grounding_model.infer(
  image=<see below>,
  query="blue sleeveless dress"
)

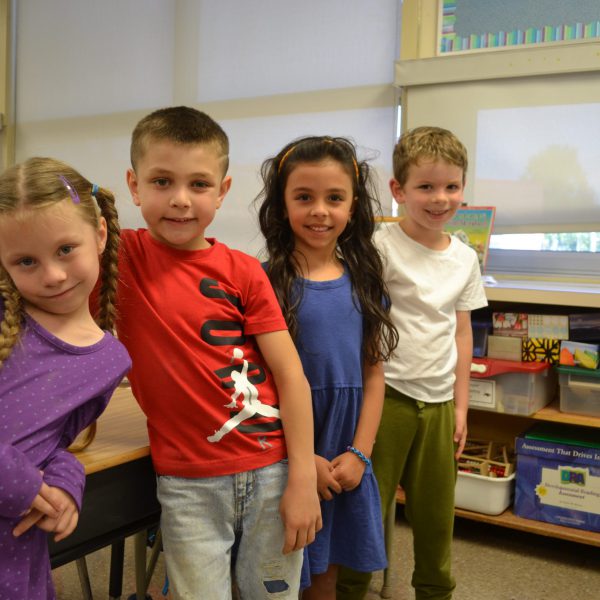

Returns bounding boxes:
[297,272,386,587]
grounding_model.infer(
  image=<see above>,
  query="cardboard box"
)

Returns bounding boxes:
[515,425,600,532]
[559,340,599,370]
[469,358,557,416]
[522,337,560,364]
[487,335,522,361]
[569,313,600,343]
[528,314,569,340]
[492,312,528,337]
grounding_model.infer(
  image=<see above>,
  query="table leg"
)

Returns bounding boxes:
[76,557,94,600]
[109,539,125,600]
[134,530,149,600]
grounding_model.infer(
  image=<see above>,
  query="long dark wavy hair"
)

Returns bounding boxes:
[255,135,398,364]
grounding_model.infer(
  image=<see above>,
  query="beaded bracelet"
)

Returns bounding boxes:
[346,445,371,467]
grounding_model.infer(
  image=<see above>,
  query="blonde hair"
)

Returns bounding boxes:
[392,126,468,186]
[0,157,121,368]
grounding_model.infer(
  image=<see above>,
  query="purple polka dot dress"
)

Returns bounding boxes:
[0,304,130,599]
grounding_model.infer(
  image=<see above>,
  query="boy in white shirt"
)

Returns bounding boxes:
[338,126,487,600]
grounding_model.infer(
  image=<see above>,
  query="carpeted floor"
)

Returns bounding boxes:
[51,509,600,599]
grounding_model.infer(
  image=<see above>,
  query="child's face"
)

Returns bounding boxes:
[0,200,107,320]
[390,158,464,241]
[283,159,354,259]
[127,140,231,251]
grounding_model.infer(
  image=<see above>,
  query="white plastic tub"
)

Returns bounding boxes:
[455,470,515,515]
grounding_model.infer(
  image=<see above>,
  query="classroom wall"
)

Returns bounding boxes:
[13,0,402,256]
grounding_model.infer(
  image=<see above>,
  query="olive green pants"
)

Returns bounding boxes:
[337,386,457,600]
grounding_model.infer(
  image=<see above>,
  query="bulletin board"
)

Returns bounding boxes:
[439,0,600,54]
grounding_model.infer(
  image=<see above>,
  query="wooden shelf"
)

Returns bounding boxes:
[484,281,600,308]
[532,400,600,428]
[395,489,600,547]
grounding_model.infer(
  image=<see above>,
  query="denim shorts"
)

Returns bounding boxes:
[157,460,302,599]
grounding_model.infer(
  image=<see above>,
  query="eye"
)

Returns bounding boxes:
[295,193,311,202]
[329,193,345,202]
[418,184,432,190]
[18,257,36,267]
[153,178,170,188]
[58,245,74,257]
[447,184,461,191]
[191,180,209,189]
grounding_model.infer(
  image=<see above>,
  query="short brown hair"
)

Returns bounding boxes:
[130,106,229,175]
[392,126,468,186]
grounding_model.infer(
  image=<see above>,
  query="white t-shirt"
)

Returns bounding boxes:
[376,222,488,403]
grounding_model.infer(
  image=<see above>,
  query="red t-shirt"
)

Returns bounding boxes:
[117,230,287,477]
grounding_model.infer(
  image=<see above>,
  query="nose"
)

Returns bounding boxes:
[169,187,191,209]
[310,199,328,216]
[41,262,67,287]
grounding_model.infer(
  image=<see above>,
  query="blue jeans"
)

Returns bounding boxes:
[157,461,302,600]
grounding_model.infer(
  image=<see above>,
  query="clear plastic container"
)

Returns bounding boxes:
[558,366,600,417]
[470,358,557,416]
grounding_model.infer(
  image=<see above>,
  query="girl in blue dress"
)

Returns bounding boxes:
[256,136,398,599]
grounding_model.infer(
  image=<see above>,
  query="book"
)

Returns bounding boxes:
[445,206,496,273]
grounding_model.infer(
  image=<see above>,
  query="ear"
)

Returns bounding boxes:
[126,169,141,207]
[389,178,405,204]
[96,217,108,254]
[216,175,232,209]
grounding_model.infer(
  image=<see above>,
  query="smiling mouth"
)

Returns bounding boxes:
[165,217,195,223]
[306,225,331,232]
[44,285,77,299]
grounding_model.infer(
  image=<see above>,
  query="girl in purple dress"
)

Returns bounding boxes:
[0,157,131,599]
[256,136,398,599]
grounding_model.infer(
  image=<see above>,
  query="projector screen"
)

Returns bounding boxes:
[403,70,600,233]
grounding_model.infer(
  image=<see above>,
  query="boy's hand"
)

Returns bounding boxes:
[331,451,365,492]
[454,410,468,459]
[279,478,322,554]
[314,454,342,501]
[14,486,79,542]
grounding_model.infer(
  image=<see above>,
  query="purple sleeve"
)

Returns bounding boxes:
[42,449,86,511]
[0,443,43,518]
[42,389,114,510]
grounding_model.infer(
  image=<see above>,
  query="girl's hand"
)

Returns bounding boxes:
[13,486,79,542]
[315,454,342,501]
[331,451,366,492]
[19,481,62,521]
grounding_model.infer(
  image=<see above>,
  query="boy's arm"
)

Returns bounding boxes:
[255,329,322,554]
[454,310,473,459]
[331,360,384,490]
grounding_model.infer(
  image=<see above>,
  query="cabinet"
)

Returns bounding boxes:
[466,283,600,546]
[398,281,600,547]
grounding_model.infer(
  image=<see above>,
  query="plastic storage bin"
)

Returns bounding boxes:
[558,366,600,417]
[455,471,515,515]
[470,358,557,416]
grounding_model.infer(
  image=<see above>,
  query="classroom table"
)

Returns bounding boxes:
[48,385,161,600]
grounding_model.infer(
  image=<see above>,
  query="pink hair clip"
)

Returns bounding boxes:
[59,175,80,204]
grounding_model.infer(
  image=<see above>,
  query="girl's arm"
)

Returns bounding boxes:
[331,360,385,491]
[15,390,117,539]
[454,310,473,459]
[0,443,47,519]
[255,329,322,554]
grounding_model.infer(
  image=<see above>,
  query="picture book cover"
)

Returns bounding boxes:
[446,206,496,273]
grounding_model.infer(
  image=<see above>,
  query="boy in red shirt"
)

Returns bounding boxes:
[117,106,321,599]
